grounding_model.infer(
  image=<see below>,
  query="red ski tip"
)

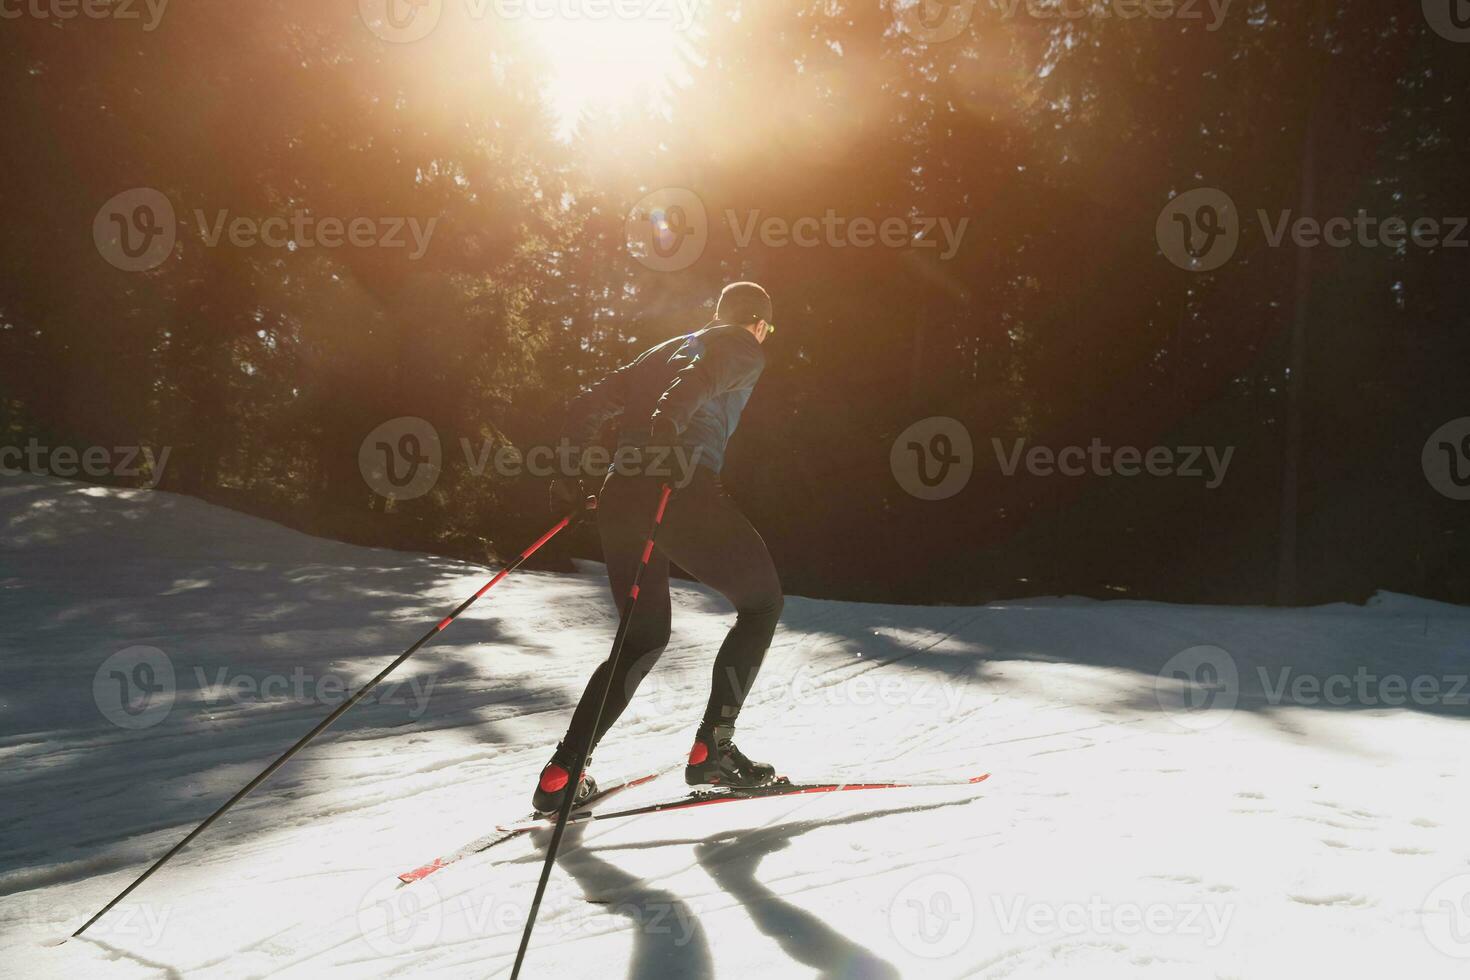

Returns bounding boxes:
[398,859,446,884]
[968,774,991,784]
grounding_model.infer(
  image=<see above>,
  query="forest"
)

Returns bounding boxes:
[2,0,1466,606]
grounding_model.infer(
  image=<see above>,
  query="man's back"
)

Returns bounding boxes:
[564,322,765,475]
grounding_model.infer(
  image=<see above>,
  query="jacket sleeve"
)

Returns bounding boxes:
[650,331,765,434]
[561,364,633,447]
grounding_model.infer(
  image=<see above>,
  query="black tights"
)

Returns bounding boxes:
[560,469,783,758]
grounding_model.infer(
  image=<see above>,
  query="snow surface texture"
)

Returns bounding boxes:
[2,473,1468,979]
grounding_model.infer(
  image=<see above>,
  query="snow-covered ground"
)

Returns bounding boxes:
[2,473,1468,979]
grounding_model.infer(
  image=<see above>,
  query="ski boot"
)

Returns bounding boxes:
[532,741,598,814]
[685,723,777,788]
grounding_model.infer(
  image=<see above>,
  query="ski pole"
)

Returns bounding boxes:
[68,497,596,942]
[511,482,673,980]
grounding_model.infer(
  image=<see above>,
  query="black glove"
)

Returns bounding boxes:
[549,476,591,515]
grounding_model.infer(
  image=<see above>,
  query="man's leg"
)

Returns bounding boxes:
[559,476,672,759]
[658,474,783,732]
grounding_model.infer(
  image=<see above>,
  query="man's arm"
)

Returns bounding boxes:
[561,364,633,448]
[650,330,765,434]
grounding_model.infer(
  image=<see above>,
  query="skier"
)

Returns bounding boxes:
[533,281,784,813]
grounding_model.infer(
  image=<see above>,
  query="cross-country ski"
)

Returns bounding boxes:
[398,764,679,884]
[497,773,992,834]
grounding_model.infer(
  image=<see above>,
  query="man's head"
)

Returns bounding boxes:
[715,281,774,343]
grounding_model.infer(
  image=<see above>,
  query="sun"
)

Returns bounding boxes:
[520,5,700,136]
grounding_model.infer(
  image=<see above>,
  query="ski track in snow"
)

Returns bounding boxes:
[2,473,1469,978]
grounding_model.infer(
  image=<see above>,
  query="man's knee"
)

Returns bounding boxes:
[624,621,672,664]
[738,590,783,625]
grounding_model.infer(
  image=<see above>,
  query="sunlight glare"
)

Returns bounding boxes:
[521,5,699,136]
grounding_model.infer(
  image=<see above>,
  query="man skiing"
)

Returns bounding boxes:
[533,281,784,813]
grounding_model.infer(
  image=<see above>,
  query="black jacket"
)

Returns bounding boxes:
[563,322,765,474]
